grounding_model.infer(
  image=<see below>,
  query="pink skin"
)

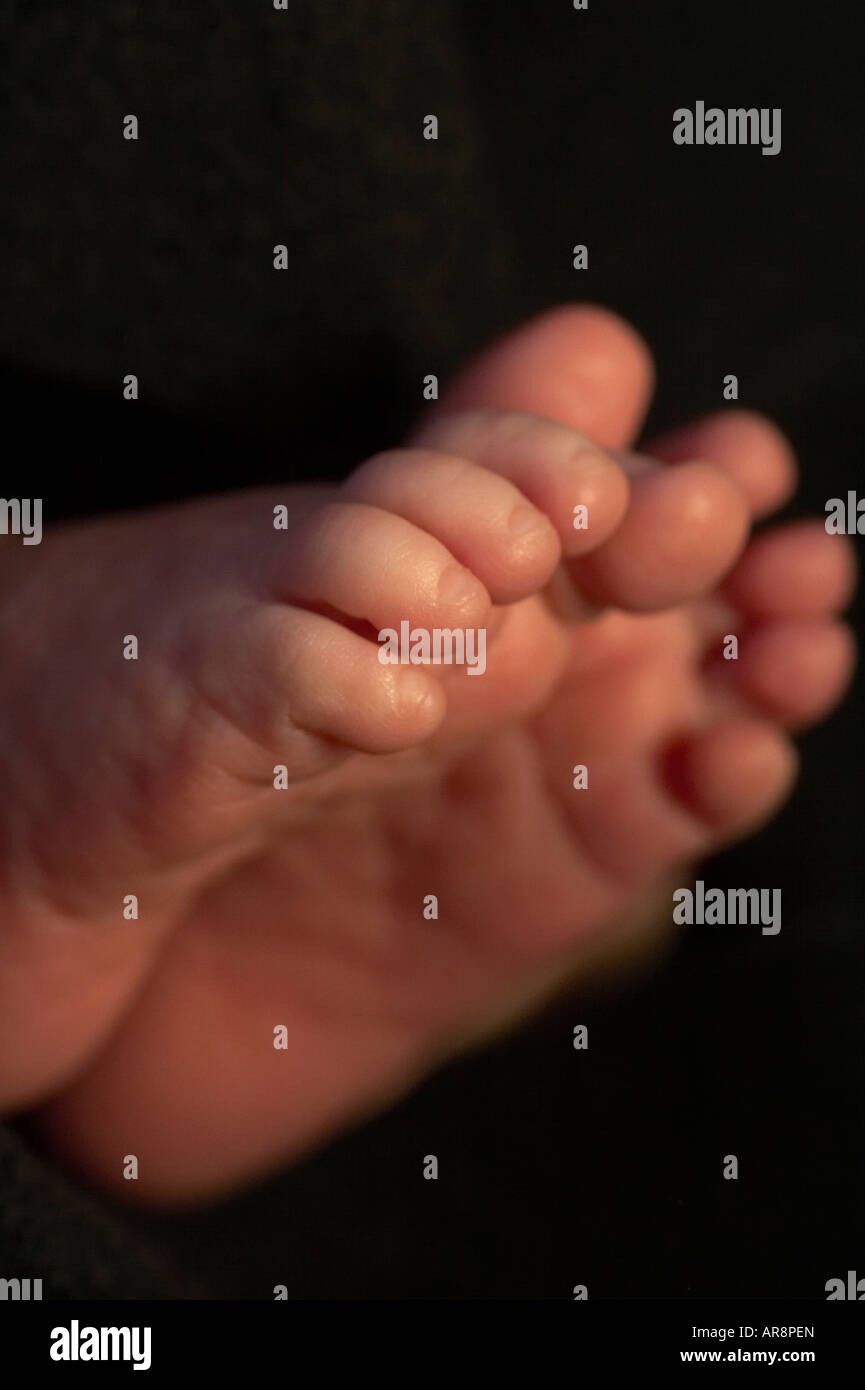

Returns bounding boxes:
[0,305,854,1205]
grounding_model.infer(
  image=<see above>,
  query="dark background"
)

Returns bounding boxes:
[1,0,862,1298]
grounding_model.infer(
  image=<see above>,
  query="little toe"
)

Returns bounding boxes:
[663,716,799,841]
[271,500,490,635]
[218,604,448,763]
[551,714,797,884]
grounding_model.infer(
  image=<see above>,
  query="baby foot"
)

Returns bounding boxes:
[0,313,852,1205]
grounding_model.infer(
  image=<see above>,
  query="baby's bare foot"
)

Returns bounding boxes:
[0,309,854,1204]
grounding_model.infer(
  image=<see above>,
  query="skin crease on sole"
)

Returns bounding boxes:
[0,304,854,1207]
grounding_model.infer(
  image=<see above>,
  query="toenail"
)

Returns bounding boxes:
[437,563,483,607]
[508,504,549,536]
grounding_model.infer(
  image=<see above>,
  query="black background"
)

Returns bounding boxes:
[1,0,863,1299]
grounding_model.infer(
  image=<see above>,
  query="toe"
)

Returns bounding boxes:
[569,461,750,612]
[721,520,857,618]
[206,604,448,765]
[546,711,798,884]
[432,303,655,449]
[662,717,799,838]
[271,500,491,634]
[708,617,856,729]
[646,409,797,518]
[341,446,561,604]
[410,408,630,558]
